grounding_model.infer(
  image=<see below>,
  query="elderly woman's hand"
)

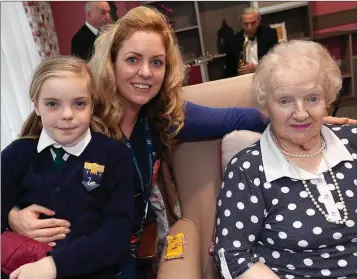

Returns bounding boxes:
[323,116,357,125]
[8,205,71,247]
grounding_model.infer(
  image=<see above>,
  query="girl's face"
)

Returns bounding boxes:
[35,73,92,146]
[115,29,166,110]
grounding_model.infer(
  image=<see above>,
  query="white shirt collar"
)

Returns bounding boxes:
[37,128,92,157]
[261,124,354,183]
[245,37,258,64]
[85,21,99,36]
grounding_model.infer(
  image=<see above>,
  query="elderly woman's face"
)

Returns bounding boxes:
[265,74,327,147]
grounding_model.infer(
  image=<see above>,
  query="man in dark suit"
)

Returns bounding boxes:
[71,2,111,61]
[224,7,278,78]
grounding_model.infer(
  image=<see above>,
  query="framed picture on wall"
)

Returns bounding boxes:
[270,22,287,42]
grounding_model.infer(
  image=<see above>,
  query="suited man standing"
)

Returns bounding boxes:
[71,2,111,60]
[224,7,278,78]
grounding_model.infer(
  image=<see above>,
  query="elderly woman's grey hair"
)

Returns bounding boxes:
[252,40,342,111]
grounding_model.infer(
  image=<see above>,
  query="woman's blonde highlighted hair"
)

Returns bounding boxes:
[20,56,108,139]
[89,6,186,148]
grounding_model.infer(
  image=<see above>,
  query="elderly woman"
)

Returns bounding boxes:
[214,40,357,279]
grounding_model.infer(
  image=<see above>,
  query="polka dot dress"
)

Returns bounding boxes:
[214,125,357,279]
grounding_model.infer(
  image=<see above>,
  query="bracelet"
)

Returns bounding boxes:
[180,218,200,236]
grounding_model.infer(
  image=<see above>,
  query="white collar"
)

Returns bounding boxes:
[85,21,99,36]
[37,128,92,157]
[261,124,354,183]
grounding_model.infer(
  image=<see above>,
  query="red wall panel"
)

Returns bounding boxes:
[311,1,357,16]
[50,1,86,55]
[51,1,139,55]
[311,1,357,60]
[114,1,139,18]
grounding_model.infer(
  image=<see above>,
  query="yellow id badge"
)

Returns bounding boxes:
[164,232,185,261]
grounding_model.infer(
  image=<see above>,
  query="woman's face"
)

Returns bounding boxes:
[115,29,166,108]
[265,71,327,148]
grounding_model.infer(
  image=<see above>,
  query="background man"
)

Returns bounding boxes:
[71,1,111,60]
[224,7,278,78]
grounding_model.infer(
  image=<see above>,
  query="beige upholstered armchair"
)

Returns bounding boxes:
[157,74,260,279]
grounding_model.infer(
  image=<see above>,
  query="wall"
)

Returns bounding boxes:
[310,1,357,60]
[310,1,357,16]
[50,1,139,55]
[50,1,357,56]
[310,2,357,117]
[50,1,86,55]
[258,1,288,8]
[311,1,357,35]
[114,1,139,18]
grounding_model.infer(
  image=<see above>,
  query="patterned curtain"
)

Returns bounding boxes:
[1,2,42,149]
[23,1,60,59]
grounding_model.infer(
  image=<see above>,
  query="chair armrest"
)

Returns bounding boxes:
[157,219,203,279]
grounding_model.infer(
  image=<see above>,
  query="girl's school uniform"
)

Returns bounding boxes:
[1,129,135,279]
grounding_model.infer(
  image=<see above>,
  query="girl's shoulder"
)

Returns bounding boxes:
[2,138,38,159]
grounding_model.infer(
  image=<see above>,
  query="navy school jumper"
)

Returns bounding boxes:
[1,131,135,279]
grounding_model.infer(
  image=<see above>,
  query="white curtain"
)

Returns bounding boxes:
[1,2,42,150]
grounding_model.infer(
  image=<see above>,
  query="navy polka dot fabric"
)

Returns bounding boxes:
[214,124,357,279]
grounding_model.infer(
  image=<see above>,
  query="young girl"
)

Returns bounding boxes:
[1,56,134,279]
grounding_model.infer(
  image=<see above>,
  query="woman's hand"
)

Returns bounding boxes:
[8,205,71,247]
[10,256,56,279]
[324,116,357,125]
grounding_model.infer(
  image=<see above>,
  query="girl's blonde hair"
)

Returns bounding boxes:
[89,6,186,148]
[20,56,108,139]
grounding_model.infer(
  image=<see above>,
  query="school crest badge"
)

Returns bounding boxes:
[82,162,105,191]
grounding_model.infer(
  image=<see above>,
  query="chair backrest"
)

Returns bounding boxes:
[173,74,255,278]
[181,74,255,108]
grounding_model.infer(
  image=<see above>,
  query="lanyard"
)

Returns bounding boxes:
[121,116,153,204]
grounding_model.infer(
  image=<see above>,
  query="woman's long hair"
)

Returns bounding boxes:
[89,6,186,149]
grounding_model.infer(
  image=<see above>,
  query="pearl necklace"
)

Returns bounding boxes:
[271,132,326,158]
[271,132,349,225]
